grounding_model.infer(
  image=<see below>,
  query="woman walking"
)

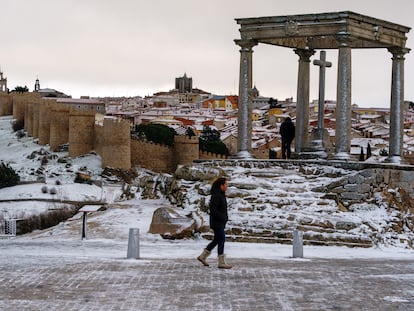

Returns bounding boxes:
[197,177,232,269]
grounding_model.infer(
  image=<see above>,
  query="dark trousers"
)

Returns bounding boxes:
[206,227,225,255]
[281,139,292,159]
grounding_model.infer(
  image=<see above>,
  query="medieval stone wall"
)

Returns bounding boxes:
[25,103,34,135]
[93,122,105,157]
[174,135,199,166]
[102,118,131,169]
[199,151,228,160]
[0,94,12,116]
[32,103,40,138]
[38,100,52,145]
[69,108,96,157]
[49,103,69,151]
[131,139,175,173]
[13,93,41,125]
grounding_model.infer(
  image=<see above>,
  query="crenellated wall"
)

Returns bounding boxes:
[131,139,175,173]
[199,151,228,160]
[174,135,199,166]
[102,118,131,169]
[5,95,227,172]
[69,108,96,157]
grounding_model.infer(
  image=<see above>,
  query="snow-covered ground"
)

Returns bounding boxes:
[1,114,414,260]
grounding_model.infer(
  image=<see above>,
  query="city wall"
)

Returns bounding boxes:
[50,103,70,151]
[69,108,96,157]
[131,139,175,173]
[102,118,131,169]
[38,100,52,145]
[0,94,12,116]
[3,93,234,173]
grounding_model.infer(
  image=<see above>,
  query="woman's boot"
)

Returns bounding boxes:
[218,254,232,269]
[197,249,211,266]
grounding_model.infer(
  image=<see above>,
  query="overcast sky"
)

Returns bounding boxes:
[2,0,413,107]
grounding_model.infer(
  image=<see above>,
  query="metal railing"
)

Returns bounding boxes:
[0,219,17,238]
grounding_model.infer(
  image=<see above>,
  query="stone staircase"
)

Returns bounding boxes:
[140,160,413,248]
[192,161,375,248]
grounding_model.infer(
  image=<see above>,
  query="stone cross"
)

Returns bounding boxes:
[313,51,332,130]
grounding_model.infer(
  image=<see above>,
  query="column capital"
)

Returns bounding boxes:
[335,33,352,47]
[294,48,315,61]
[234,39,257,51]
[388,47,410,59]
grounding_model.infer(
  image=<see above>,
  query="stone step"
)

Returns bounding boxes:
[202,229,373,248]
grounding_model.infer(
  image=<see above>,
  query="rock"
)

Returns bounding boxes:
[174,165,224,181]
[149,207,196,239]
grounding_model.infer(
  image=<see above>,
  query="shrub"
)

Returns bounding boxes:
[0,162,20,189]
[134,123,176,146]
[49,187,57,195]
[41,186,48,193]
[199,125,228,155]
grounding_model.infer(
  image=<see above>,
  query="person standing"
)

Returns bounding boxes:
[197,177,232,269]
[280,117,295,159]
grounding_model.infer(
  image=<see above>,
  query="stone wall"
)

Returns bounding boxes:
[131,139,175,173]
[93,122,105,157]
[25,103,34,135]
[102,118,131,169]
[314,166,414,206]
[49,103,69,151]
[13,93,41,125]
[0,94,12,116]
[199,151,227,160]
[38,100,52,145]
[69,108,96,157]
[174,135,199,165]
[32,103,40,138]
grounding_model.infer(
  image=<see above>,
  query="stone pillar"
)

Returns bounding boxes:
[334,37,352,160]
[294,48,315,154]
[386,47,410,163]
[235,39,257,158]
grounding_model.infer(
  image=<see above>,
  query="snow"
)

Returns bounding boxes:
[1,114,414,261]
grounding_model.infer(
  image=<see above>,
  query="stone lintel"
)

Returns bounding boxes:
[236,11,410,50]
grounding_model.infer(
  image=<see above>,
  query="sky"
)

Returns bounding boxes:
[2,0,413,107]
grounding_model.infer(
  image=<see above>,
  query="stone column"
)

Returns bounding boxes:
[235,39,257,158]
[386,47,410,163]
[294,48,315,154]
[334,36,352,160]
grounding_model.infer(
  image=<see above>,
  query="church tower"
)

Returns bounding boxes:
[0,69,7,93]
[34,76,40,92]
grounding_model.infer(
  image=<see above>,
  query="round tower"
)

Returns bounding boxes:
[49,102,70,151]
[102,117,131,169]
[69,108,96,157]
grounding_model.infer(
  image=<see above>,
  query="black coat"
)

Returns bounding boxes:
[209,186,228,229]
[280,119,295,142]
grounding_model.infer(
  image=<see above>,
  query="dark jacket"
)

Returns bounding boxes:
[280,117,295,142]
[209,186,228,229]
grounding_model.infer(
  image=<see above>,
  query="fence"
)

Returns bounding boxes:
[0,219,17,238]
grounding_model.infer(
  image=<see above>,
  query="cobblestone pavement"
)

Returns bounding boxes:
[1,250,414,311]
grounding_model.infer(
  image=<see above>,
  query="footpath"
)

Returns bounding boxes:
[1,238,414,311]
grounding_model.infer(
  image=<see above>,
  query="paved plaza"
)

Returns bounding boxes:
[1,239,414,311]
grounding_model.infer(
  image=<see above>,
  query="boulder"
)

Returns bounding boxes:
[149,207,196,239]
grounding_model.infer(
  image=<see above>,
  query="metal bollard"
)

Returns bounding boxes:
[292,229,303,258]
[127,228,140,259]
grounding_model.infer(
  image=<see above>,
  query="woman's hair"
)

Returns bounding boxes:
[211,177,227,190]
